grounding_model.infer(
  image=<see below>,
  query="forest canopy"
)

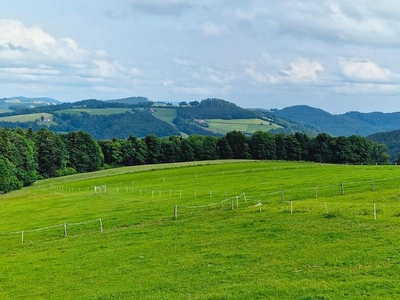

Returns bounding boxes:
[0,127,390,194]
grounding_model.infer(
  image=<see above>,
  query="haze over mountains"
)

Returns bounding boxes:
[273,105,400,137]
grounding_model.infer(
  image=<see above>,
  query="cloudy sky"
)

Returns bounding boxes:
[2,0,400,113]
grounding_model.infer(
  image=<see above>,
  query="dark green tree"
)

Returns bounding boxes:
[35,128,67,178]
[0,155,22,193]
[249,131,276,160]
[62,131,104,172]
[127,135,147,165]
[161,137,182,163]
[217,137,233,159]
[0,128,38,186]
[225,131,251,159]
[144,135,162,164]
[310,133,334,163]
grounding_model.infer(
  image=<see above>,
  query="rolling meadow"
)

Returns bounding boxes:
[1,160,400,299]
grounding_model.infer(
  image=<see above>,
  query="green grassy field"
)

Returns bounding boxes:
[152,107,177,125]
[1,160,400,299]
[206,119,281,134]
[0,112,53,122]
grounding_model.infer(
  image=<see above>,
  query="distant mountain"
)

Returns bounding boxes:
[5,96,400,140]
[0,96,61,110]
[105,96,149,105]
[178,98,257,119]
[273,105,385,136]
[343,111,400,132]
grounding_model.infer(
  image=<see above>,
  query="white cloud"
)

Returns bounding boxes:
[280,58,324,83]
[201,22,227,36]
[246,58,324,85]
[245,67,271,84]
[0,19,56,54]
[0,19,142,91]
[127,0,191,16]
[173,86,211,95]
[232,1,400,46]
[262,53,283,67]
[339,58,394,82]
[95,50,108,58]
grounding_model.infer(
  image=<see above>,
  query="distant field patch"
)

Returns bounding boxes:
[58,108,132,115]
[206,118,281,134]
[0,113,54,123]
[153,107,177,124]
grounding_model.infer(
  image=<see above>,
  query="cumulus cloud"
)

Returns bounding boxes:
[246,58,324,85]
[0,19,142,90]
[280,59,324,82]
[232,1,400,46]
[127,0,191,16]
[339,58,394,82]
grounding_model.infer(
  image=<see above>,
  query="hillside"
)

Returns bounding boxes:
[368,130,400,163]
[0,98,288,138]
[0,96,61,110]
[105,96,149,105]
[177,98,257,119]
[273,105,382,136]
[2,161,400,298]
[5,96,400,139]
[344,111,400,132]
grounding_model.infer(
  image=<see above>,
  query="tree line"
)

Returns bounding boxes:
[0,128,390,194]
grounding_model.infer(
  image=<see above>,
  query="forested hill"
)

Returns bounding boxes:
[368,130,400,163]
[178,98,257,119]
[52,112,180,139]
[273,105,385,136]
[343,111,400,132]
[105,96,149,105]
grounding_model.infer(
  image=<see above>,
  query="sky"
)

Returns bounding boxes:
[2,0,400,114]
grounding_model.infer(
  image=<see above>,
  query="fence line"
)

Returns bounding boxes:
[0,218,103,243]
[48,174,400,200]
[180,193,246,209]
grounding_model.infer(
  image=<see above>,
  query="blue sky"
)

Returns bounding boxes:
[1,0,400,113]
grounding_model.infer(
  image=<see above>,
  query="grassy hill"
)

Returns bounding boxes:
[0,99,285,138]
[2,161,400,299]
[0,112,54,123]
[206,118,280,134]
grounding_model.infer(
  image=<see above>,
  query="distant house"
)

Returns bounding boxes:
[193,119,205,124]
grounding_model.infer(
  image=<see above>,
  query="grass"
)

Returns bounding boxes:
[0,113,53,122]
[206,119,281,134]
[1,161,400,299]
[152,107,177,125]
